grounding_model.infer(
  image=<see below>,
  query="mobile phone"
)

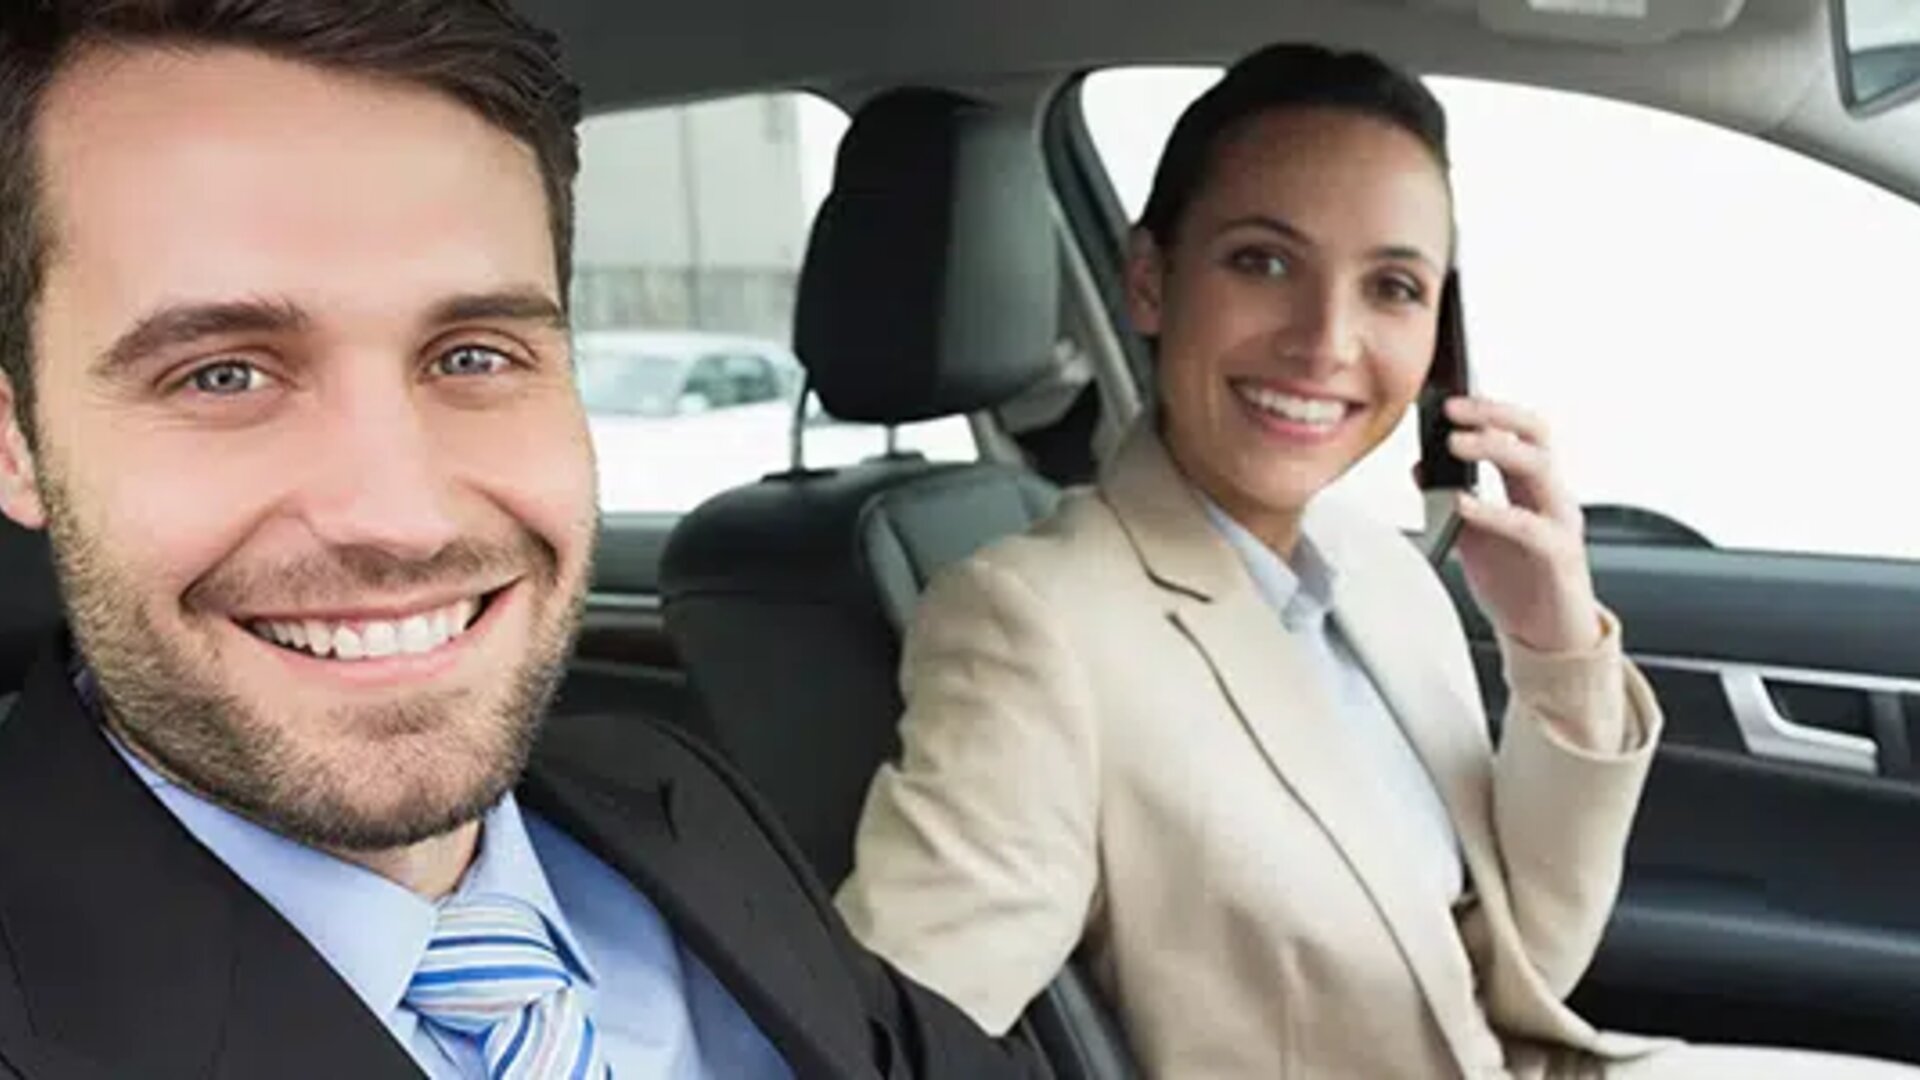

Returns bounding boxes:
[1417,270,1476,566]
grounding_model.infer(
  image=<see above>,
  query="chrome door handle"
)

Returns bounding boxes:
[1632,654,1899,775]
[1718,669,1878,774]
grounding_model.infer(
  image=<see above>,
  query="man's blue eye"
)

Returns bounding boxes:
[189,361,265,396]
[437,346,511,377]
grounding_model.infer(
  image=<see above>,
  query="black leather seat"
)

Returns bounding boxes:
[661,88,1139,1079]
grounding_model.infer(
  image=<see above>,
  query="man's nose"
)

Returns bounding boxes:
[297,377,464,562]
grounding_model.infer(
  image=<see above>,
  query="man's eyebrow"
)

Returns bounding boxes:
[427,290,568,331]
[93,290,568,377]
[95,298,309,376]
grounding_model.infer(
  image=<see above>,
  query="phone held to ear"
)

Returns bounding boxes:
[1418,269,1476,567]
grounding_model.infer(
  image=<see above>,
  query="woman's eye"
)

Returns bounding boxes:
[186,361,270,396]
[1227,248,1290,279]
[1373,275,1427,305]
[435,345,512,378]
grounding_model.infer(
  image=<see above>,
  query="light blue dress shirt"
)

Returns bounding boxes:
[1201,500,1466,905]
[109,738,793,1080]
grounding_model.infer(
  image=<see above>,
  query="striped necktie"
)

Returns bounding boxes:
[405,893,611,1080]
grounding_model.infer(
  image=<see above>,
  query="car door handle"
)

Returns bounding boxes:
[1632,654,1901,775]
[1720,668,1879,775]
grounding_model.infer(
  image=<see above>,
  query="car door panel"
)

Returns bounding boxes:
[577,515,680,669]
[1446,545,1920,1061]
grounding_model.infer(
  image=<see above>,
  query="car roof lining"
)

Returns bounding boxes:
[523,0,1920,201]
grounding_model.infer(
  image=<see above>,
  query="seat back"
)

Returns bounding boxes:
[666,457,1060,882]
[662,88,1137,1078]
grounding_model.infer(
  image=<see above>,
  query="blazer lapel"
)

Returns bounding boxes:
[1100,426,1495,1071]
[519,721,873,1080]
[0,640,420,1080]
[1320,526,1500,873]
[1318,516,1528,1050]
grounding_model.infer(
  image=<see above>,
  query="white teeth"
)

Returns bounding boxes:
[362,621,399,659]
[1239,384,1346,427]
[399,616,436,656]
[332,626,366,661]
[304,620,334,658]
[248,596,484,662]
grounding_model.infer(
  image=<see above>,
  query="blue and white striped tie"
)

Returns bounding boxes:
[406,893,611,1080]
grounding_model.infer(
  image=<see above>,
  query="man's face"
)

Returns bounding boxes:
[0,46,597,850]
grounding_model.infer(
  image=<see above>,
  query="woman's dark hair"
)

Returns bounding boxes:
[0,0,581,447]
[1137,42,1450,249]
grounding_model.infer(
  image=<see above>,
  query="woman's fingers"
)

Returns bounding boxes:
[1446,428,1579,526]
[1455,491,1571,557]
[1445,395,1552,449]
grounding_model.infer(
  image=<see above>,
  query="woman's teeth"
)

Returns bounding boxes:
[247,597,481,660]
[1236,383,1348,427]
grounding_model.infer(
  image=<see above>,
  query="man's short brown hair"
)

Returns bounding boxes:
[0,0,583,445]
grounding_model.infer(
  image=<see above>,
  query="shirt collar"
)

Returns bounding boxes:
[1200,496,1340,631]
[92,691,598,1024]
[455,791,600,988]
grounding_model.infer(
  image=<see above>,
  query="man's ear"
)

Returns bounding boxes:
[1124,228,1167,339]
[0,375,47,530]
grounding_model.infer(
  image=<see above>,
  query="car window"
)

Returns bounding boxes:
[681,356,735,408]
[711,353,784,406]
[1077,69,1920,561]
[573,92,976,515]
[676,353,781,410]
[574,350,684,417]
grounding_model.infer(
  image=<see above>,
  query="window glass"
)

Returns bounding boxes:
[1079,68,1920,560]
[573,93,976,514]
[574,349,682,418]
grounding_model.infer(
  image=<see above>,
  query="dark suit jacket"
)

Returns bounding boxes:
[0,638,1042,1080]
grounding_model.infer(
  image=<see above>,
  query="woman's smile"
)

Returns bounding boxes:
[1228,377,1363,445]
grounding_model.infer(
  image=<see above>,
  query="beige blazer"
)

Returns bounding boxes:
[837,424,1667,1079]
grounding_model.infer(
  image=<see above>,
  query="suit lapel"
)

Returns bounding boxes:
[0,641,874,1080]
[1324,532,1500,878]
[1101,426,1493,1072]
[519,722,872,1080]
[1318,520,1527,1060]
[0,641,419,1080]
[1170,594,1495,1066]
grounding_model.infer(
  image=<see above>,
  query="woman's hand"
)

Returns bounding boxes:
[1442,396,1603,654]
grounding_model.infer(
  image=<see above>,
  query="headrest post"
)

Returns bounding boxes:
[789,375,813,472]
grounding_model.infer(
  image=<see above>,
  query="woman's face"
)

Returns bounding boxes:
[1130,106,1453,545]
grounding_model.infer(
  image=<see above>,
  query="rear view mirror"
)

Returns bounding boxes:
[1835,0,1920,117]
